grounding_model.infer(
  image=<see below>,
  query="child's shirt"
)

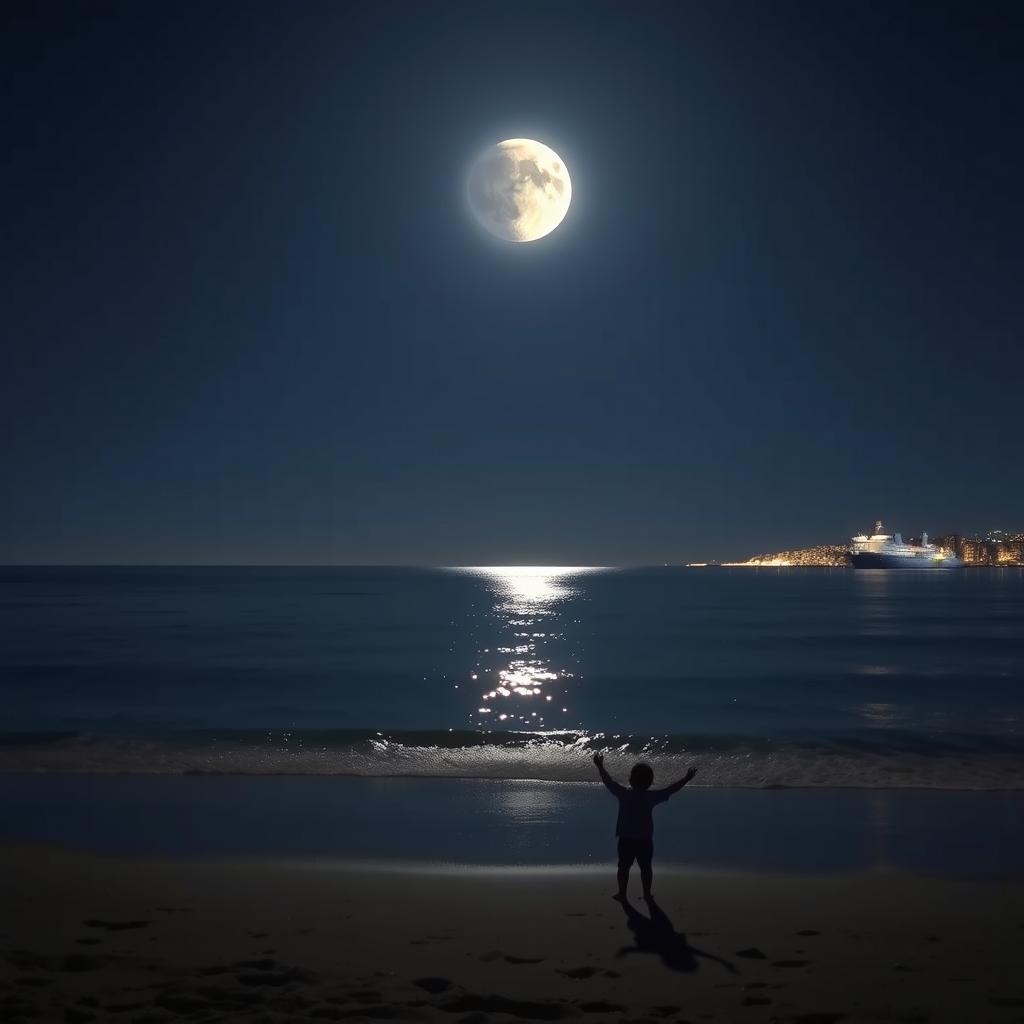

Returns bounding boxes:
[598,766,684,839]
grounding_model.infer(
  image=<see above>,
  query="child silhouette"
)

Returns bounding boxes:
[593,753,698,901]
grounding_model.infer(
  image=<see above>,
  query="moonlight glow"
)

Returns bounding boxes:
[467,139,571,243]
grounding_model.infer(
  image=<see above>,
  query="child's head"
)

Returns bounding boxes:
[629,762,654,790]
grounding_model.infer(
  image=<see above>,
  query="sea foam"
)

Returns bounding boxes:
[2,728,1023,790]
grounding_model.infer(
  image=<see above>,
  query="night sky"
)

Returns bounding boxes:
[4,1,1022,565]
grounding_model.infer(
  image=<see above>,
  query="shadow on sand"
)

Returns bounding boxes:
[616,896,736,974]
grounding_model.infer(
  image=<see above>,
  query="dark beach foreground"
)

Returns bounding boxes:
[4,777,1024,1022]
[2,844,1024,1024]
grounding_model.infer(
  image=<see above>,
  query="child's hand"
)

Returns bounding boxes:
[685,765,698,781]
[593,752,604,766]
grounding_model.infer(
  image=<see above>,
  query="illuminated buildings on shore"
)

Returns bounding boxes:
[721,530,1024,568]
[725,544,850,567]
[932,532,1024,566]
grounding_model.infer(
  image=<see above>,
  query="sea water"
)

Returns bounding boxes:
[2,565,1024,789]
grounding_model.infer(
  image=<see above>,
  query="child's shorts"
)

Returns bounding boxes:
[617,837,654,870]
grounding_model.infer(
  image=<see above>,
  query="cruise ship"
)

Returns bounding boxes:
[849,521,962,569]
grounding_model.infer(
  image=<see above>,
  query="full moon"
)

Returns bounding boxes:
[467,139,571,243]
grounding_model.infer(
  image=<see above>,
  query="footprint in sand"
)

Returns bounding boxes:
[340,989,383,1004]
[64,1010,96,1024]
[82,919,150,931]
[236,968,315,987]
[786,1015,847,1024]
[234,958,278,970]
[62,954,113,971]
[557,966,601,979]
[477,949,544,964]
[101,1000,148,1013]
[155,994,210,1014]
[575,1000,626,1013]
[439,993,578,1019]
[414,977,453,994]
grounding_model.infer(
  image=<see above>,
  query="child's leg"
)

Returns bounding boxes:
[616,840,634,898]
[616,863,630,897]
[637,842,654,899]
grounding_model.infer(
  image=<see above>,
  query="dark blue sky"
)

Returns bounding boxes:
[3,1,1022,564]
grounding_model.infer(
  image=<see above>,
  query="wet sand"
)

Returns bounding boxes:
[2,844,1024,1023]
[4,775,1024,878]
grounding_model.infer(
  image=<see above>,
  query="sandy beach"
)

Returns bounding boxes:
[3,844,1023,1024]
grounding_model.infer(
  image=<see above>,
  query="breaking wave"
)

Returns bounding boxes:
[2,728,1024,790]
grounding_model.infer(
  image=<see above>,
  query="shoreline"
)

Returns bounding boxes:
[3,775,1023,879]
[2,845,1023,1024]
[5,738,1024,790]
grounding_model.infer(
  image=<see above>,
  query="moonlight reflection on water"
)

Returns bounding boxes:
[451,567,609,729]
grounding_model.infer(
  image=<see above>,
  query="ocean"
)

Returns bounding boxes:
[3,565,1024,790]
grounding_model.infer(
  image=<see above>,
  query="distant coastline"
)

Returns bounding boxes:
[693,530,1024,568]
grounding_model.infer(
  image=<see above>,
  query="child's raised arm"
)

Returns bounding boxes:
[593,753,626,796]
[654,765,698,799]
